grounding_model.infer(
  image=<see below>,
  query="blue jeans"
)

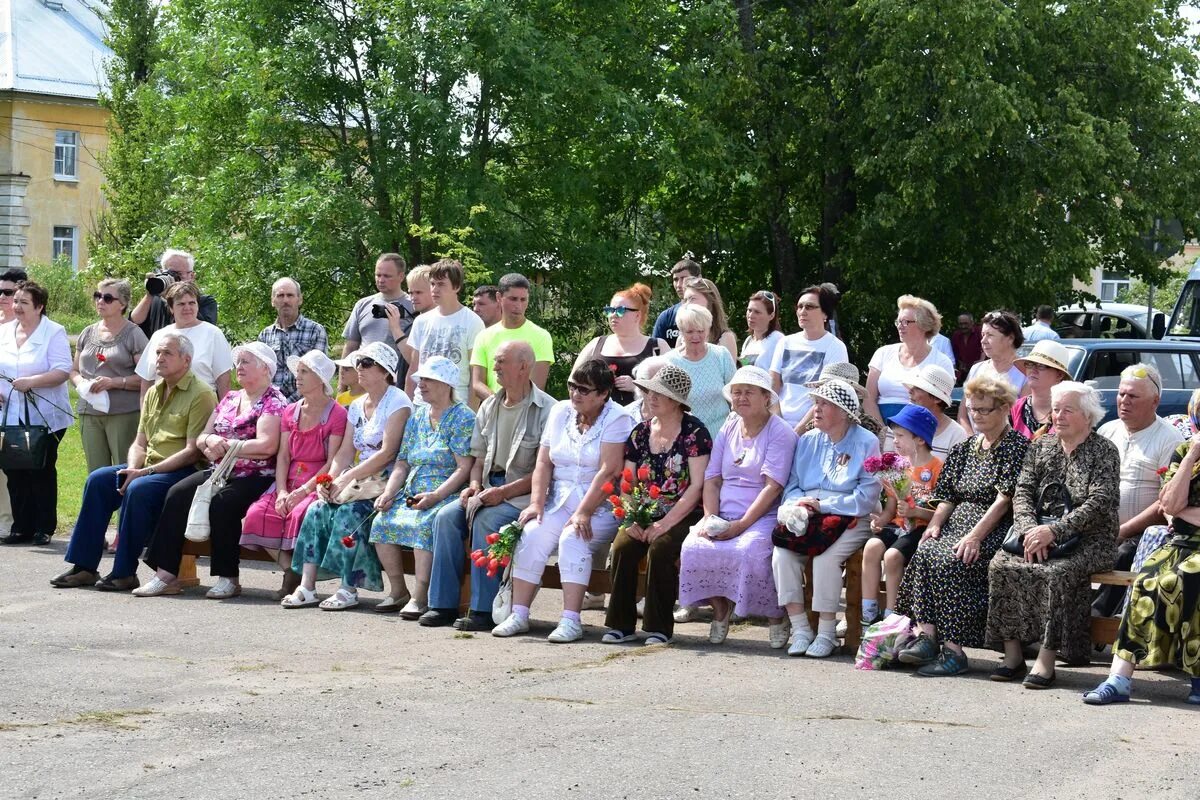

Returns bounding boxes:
[428,476,521,612]
[64,464,194,578]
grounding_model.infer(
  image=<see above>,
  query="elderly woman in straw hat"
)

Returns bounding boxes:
[801,361,885,443]
[677,366,798,648]
[772,379,882,658]
[136,341,287,599]
[239,350,348,599]
[1009,339,1072,440]
[603,363,712,646]
[899,363,967,458]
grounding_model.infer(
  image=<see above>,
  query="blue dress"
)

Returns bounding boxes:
[369,403,475,550]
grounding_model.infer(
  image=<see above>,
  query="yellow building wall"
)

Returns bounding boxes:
[4,95,109,269]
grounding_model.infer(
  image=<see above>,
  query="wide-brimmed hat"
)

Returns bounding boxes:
[1015,340,1071,378]
[286,350,337,394]
[723,365,779,405]
[634,363,692,410]
[231,341,278,375]
[347,341,400,379]
[902,364,954,406]
[810,378,860,423]
[805,361,867,400]
[413,354,459,388]
[886,404,937,447]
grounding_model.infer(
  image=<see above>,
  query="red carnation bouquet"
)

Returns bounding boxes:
[471,521,522,579]
[606,464,663,533]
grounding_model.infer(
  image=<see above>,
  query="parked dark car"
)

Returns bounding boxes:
[951,339,1200,425]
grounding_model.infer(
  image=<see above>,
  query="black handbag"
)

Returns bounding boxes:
[0,390,52,470]
[1001,481,1080,558]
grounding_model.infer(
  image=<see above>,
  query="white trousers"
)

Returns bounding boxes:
[512,503,617,586]
[772,518,872,613]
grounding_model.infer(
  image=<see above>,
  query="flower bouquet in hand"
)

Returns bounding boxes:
[471,521,522,579]
[605,465,663,533]
[864,452,911,502]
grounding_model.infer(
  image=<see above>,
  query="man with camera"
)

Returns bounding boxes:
[341,252,416,379]
[130,249,217,337]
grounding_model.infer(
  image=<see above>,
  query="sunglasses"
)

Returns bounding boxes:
[603,305,636,318]
[567,381,597,396]
[93,292,120,303]
[356,357,378,370]
[753,291,777,313]
[0,288,14,297]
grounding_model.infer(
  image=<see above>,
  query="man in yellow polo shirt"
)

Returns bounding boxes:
[52,333,216,592]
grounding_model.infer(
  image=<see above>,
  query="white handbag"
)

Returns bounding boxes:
[184,440,246,543]
[492,562,514,624]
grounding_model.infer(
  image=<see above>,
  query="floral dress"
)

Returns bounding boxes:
[896,429,1028,647]
[624,413,713,517]
[292,386,412,591]
[211,386,288,477]
[1115,442,1200,676]
[985,433,1119,663]
[369,402,475,550]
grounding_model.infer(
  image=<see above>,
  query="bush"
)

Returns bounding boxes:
[26,258,97,334]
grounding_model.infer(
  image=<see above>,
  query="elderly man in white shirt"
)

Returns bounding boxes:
[1092,362,1184,617]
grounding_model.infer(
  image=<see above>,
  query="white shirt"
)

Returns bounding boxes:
[966,359,1027,395]
[1098,416,1184,525]
[768,331,849,426]
[541,399,634,513]
[868,343,955,406]
[406,305,485,404]
[136,322,234,390]
[740,330,785,370]
[0,317,73,431]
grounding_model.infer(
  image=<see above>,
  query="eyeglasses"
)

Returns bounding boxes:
[602,305,636,318]
[797,302,821,311]
[0,288,14,297]
[93,292,120,303]
[965,404,999,416]
[356,357,378,370]
[567,381,597,396]
[895,319,918,329]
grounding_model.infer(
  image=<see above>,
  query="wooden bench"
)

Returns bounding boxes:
[178,540,614,607]
[1090,570,1135,646]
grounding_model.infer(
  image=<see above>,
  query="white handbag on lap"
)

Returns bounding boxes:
[184,440,246,543]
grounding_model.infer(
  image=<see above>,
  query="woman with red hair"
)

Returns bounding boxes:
[573,283,669,406]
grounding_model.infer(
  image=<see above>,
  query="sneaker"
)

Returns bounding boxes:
[492,613,530,638]
[674,604,702,624]
[917,647,969,676]
[581,593,606,611]
[897,633,939,666]
[768,622,790,650]
[1083,681,1131,706]
[804,635,838,658]
[787,629,815,657]
[547,617,583,643]
[205,578,241,600]
[133,576,182,597]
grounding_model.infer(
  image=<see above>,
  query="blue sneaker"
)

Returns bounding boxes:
[897,633,939,666]
[917,647,969,676]
[1082,681,1130,706]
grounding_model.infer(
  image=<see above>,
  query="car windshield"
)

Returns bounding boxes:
[1169,281,1200,337]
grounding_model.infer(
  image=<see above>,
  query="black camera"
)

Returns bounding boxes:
[371,301,413,320]
[145,269,183,296]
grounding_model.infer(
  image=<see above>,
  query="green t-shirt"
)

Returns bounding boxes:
[469,320,554,392]
[138,370,217,466]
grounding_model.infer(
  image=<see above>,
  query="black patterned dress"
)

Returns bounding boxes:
[1113,442,1200,676]
[985,433,1119,663]
[897,428,1028,647]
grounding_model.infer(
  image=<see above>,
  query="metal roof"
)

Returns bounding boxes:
[0,0,111,100]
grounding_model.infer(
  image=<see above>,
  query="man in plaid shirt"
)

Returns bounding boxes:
[257,277,328,401]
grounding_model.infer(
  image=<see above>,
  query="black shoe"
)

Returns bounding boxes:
[453,611,495,632]
[989,662,1028,682]
[95,574,140,592]
[1,531,33,545]
[31,532,53,546]
[1023,671,1056,690]
[418,608,458,627]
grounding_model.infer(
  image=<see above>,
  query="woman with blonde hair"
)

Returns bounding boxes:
[574,283,668,406]
[865,295,954,425]
[665,304,736,437]
[682,277,738,361]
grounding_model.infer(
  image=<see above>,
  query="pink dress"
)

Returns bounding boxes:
[240,399,348,551]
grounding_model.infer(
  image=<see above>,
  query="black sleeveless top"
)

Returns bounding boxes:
[593,336,662,406]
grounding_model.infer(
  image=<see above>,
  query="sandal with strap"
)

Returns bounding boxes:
[601,629,638,644]
[281,586,320,609]
[1083,681,1130,706]
[319,588,359,611]
[642,632,672,646]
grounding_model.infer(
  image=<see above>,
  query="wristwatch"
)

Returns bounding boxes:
[145,466,157,475]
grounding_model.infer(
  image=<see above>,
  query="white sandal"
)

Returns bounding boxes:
[281,586,320,609]
[319,588,359,611]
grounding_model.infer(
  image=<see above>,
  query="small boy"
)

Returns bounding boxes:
[336,363,365,408]
[860,404,942,624]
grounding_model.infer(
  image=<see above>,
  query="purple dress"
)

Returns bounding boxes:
[678,414,799,617]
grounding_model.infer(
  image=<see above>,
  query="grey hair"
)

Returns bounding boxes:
[157,332,194,359]
[160,248,195,270]
[1120,362,1162,398]
[1050,380,1105,428]
[495,338,535,365]
[271,276,301,295]
[675,303,713,334]
[632,355,669,381]
[97,278,132,310]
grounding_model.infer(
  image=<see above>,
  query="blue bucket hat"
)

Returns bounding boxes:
[886,404,937,448]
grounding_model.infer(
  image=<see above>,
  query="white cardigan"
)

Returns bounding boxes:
[0,317,74,431]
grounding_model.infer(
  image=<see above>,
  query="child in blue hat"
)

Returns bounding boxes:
[860,404,941,623]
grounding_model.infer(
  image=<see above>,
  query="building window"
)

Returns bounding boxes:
[54,131,78,179]
[1100,269,1131,303]
[52,226,77,268]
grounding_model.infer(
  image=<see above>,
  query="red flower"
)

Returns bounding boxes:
[470,549,484,560]
[486,532,500,544]
[315,473,334,486]
[1157,466,1170,476]
[637,465,651,481]
[95,353,107,363]
[500,555,511,567]
[622,467,634,482]
[602,481,615,495]
[608,494,622,507]
[340,535,355,548]
[648,484,661,500]
[620,480,633,495]
[474,556,489,568]
[613,507,626,519]
[608,364,618,372]
[488,558,500,571]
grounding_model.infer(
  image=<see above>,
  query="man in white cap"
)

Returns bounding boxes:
[1092,362,1184,617]
[258,277,328,402]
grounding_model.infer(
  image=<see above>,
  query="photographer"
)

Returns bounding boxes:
[130,249,217,337]
[341,253,416,383]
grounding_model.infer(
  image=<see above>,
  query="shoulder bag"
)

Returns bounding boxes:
[1001,481,1079,558]
[0,390,52,471]
[184,440,246,542]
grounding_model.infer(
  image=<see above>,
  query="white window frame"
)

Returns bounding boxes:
[52,225,77,269]
[53,130,78,180]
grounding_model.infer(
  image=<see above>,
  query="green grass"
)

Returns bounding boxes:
[54,386,87,533]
